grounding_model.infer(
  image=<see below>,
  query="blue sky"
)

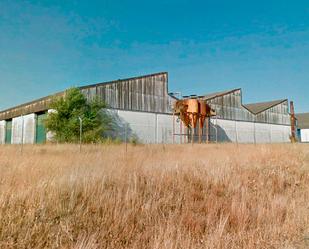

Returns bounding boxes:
[0,0,309,112]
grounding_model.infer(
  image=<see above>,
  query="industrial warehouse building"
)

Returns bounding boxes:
[0,72,292,144]
[296,113,309,142]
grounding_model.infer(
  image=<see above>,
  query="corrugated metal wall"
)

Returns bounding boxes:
[206,90,290,125]
[81,72,173,113]
[206,90,255,121]
[0,73,173,121]
[255,101,290,124]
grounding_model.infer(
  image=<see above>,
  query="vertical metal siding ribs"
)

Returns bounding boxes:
[81,73,171,113]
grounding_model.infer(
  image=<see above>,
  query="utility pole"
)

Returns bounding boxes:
[290,101,297,143]
[78,117,83,152]
[215,115,218,143]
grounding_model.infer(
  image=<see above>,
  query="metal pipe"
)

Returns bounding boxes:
[206,117,209,143]
[170,92,182,99]
[180,120,182,144]
[172,133,209,137]
[215,116,218,143]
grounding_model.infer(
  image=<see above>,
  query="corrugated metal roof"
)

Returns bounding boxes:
[201,88,241,100]
[243,99,287,114]
[295,113,309,129]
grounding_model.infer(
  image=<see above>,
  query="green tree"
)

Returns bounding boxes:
[45,87,111,143]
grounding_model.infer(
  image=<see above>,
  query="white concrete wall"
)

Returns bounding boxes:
[157,114,181,143]
[117,110,156,143]
[0,121,5,144]
[12,116,23,144]
[300,129,309,142]
[111,110,290,144]
[11,114,36,144]
[212,119,237,142]
[210,118,290,143]
[271,124,291,143]
[114,110,180,143]
[235,121,255,143]
[108,109,181,144]
[3,109,291,144]
[23,114,36,144]
[255,122,271,143]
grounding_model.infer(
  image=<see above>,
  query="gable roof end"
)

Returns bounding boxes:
[295,113,309,129]
[201,88,241,100]
[243,99,287,114]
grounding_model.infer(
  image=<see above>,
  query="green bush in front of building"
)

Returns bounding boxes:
[45,87,112,143]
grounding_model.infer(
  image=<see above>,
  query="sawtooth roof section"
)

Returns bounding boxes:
[295,113,309,129]
[243,99,287,114]
[0,72,168,120]
[79,72,167,90]
[201,88,241,100]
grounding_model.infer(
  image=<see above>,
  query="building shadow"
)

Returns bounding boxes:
[188,122,231,143]
[209,122,232,142]
[104,109,136,142]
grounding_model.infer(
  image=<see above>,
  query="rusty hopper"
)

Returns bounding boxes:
[173,97,216,143]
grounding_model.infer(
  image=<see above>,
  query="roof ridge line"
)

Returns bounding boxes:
[243,99,288,114]
[244,98,287,106]
[0,72,168,115]
[79,72,168,90]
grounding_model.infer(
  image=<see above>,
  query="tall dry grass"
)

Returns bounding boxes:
[0,144,308,248]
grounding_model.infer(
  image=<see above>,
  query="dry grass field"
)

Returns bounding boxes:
[0,144,308,249]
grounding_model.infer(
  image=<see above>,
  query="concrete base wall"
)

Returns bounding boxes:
[110,110,291,144]
[0,121,5,144]
[270,123,291,143]
[12,116,23,144]
[300,129,309,142]
[2,109,291,144]
[107,109,181,144]
[23,114,36,144]
[157,113,180,143]
[209,118,290,143]
[11,114,36,144]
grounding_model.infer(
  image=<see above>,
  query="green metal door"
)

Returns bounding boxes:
[5,120,12,144]
[36,113,47,144]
